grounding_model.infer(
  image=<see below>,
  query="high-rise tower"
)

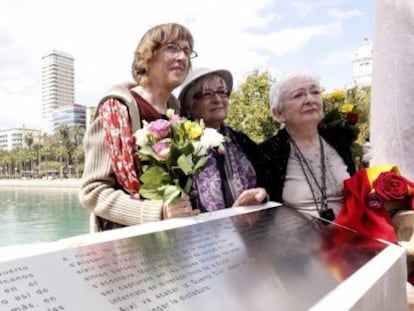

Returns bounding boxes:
[41,50,74,133]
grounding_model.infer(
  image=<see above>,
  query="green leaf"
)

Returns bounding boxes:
[162,185,182,205]
[177,154,192,175]
[140,166,171,187]
[139,186,163,201]
[180,142,195,156]
[182,177,193,194]
[166,142,181,170]
[193,156,208,172]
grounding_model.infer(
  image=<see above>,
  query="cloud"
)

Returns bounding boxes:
[328,8,363,20]
[259,22,342,55]
[0,90,42,129]
[291,0,344,17]
[318,49,355,66]
[0,0,372,130]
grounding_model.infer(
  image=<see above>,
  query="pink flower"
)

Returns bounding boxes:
[148,119,170,139]
[152,142,170,159]
[170,113,181,126]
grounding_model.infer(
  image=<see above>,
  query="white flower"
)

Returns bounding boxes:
[192,128,224,156]
[199,128,224,150]
[166,108,175,119]
[133,128,149,147]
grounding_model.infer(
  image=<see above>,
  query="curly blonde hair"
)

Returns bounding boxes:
[131,23,194,86]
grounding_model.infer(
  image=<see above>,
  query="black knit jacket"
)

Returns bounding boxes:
[256,128,356,203]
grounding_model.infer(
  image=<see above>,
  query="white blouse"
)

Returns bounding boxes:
[282,138,350,218]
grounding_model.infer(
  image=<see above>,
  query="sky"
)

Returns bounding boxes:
[0,0,374,130]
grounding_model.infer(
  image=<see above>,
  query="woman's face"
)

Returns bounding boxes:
[274,78,323,127]
[189,78,230,129]
[148,39,192,90]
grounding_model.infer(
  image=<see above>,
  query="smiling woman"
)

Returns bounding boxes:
[79,23,199,232]
[258,72,357,223]
[177,67,267,213]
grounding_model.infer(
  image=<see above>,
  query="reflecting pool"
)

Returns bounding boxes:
[0,187,89,247]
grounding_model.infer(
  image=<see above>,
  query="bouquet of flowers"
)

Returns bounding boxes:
[320,89,362,165]
[321,89,360,142]
[335,164,414,244]
[365,166,414,213]
[133,109,224,205]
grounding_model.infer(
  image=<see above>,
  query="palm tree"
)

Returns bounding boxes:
[23,133,34,149]
[39,133,54,177]
[71,125,85,178]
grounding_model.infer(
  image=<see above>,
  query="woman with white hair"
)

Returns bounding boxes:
[259,72,356,222]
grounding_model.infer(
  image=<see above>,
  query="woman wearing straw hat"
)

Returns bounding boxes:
[178,67,267,212]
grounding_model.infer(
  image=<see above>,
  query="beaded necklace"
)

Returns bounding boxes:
[290,135,335,224]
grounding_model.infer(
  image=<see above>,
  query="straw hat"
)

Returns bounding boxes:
[178,67,233,105]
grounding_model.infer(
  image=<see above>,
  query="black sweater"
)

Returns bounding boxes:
[256,128,356,203]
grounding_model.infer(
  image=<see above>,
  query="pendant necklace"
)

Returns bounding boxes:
[290,135,335,224]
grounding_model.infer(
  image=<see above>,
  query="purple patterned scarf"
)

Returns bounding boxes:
[195,126,257,211]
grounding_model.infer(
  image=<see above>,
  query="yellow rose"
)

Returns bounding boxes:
[329,89,346,102]
[184,121,202,139]
[341,103,354,113]
[184,120,192,132]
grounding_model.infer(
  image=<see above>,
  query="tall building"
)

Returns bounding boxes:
[52,104,86,131]
[42,50,75,133]
[351,38,373,87]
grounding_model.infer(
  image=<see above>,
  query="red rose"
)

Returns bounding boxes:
[373,172,408,200]
[346,112,359,125]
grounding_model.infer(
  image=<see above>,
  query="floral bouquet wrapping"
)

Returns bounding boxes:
[323,165,414,283]
[133,109,224,205]
[335,164,414,244]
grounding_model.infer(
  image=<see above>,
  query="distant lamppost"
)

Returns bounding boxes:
[14,167,18,179]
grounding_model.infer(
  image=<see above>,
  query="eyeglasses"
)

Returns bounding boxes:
[162,43,198,59]
[193,89,230,100]
[287,88,321,103]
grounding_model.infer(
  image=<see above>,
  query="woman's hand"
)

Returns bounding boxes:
[232,187,268,207]
[162,198,200,219]
[232,211,261,227]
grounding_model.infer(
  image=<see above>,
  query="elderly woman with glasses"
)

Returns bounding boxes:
[178,67,267,212]
[79,23,200,232]
[259,72,356,222]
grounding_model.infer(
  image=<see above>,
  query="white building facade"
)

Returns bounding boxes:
[42,50,75,133]
[0,128,41,151]
[351,38,373,87]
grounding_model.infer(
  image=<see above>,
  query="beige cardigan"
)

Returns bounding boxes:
[78,84,180,232]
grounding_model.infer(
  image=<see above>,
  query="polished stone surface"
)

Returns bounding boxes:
[0,206,393,310]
